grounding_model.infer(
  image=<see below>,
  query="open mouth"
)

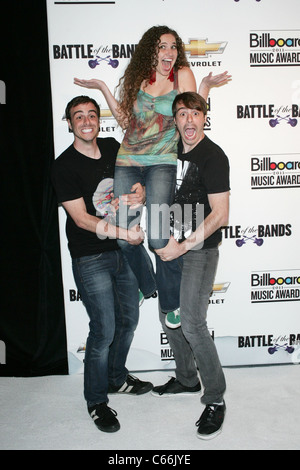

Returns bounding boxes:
[184,127,196,139]
[161,58,173,72]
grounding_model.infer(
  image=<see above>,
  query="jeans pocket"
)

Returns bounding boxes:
[75,252,104,267]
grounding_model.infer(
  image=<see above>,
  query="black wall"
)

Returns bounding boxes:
[0,1,68,376]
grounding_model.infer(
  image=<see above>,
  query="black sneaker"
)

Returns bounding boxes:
[88,403,120,433]
[108,374,153,395]
[145,291,158,300]
[151,377,201,397]
[196,402,226,440]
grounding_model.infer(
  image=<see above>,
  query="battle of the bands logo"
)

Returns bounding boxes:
[222,223,292,249]
[237,103,299,129]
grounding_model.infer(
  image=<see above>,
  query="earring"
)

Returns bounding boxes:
[168,68,174,82]
[149,70,156,85]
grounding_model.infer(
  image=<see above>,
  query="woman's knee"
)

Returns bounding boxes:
[148,236,169,251]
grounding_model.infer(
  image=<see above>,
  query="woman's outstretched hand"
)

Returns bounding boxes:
[198,71,231,100]
[201,71,231,89]
[74,77,104,91]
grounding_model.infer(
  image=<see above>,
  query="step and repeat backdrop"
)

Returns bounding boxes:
[46,0,300,373]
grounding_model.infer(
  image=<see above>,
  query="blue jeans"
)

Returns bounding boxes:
[159,248,226,404]
[72,250,139,407]
[114,164,180,310]
[155,253,182,312]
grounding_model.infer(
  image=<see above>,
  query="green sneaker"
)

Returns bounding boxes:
[139,291,144,307]
[165,308,181,329]
[139,290,157,307]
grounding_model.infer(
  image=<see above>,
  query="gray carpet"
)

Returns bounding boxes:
[0,364,299,450]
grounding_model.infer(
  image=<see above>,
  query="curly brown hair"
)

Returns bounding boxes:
[116,25,189,126]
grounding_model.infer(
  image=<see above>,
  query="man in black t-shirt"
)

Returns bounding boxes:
[52,96,153,433]
[153,92,230,440]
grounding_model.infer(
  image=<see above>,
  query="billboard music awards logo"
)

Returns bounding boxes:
[251,269,300,303]
[251,154,300,189]
[249,30,300,66]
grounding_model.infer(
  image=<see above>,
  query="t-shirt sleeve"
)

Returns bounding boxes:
[203,149,230,194]
[51,158,82,204]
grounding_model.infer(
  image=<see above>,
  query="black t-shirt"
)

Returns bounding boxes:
[52,137,120,258]
[173,135,230,248]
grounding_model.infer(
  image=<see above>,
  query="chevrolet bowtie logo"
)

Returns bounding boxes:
[184,39,227,56]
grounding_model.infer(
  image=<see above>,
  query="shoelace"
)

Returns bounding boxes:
[195,405,217,426]
[95,404,118,419]
[172,309,180,318]
[158,377,176,395]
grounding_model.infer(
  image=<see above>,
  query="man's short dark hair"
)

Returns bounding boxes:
[172,92,208,117]
[65,95,100,121]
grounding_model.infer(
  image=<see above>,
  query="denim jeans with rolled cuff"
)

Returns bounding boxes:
[114,164,181,311]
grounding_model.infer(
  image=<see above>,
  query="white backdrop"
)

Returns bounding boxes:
[46,0,300,373]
